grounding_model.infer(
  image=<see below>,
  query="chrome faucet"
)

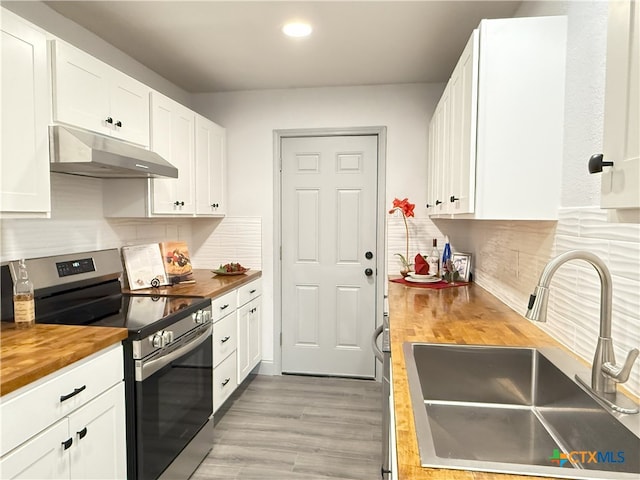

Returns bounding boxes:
[526,250,639,403]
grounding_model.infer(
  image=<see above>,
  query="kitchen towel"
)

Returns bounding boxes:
[390,277,469,289]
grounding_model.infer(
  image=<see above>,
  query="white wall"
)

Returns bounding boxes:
[193,83,445,368]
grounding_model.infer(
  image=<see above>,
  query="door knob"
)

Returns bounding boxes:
[365,251,373,260]
[364,268,373,277]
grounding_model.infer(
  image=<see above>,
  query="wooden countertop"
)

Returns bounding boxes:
[388,280,560,480]
[0,323,128,397]
[122,269,262,298]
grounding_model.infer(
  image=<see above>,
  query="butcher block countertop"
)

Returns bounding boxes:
[388,279,560,480]
[0,323,127,397]
[122,269,262,297]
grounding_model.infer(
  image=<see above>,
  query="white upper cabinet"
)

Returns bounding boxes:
[427,16,567,220]
[195,115,226,216]
[150,91,196,214]
[0,9,50,217]
[51,40,150,147]
[596,0,639,211]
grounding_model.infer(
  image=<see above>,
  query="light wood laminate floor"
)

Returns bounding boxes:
[192,374,383,480]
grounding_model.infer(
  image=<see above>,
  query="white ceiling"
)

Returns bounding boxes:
[43,1,523,93]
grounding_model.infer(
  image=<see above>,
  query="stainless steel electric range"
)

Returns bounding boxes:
[1,249,213,480]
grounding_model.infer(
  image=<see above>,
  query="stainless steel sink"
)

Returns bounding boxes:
[404,343,640,479]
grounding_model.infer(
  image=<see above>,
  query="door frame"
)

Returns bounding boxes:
[272,126,387,376]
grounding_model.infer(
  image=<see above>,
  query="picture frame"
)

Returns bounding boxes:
[451,252,472,282]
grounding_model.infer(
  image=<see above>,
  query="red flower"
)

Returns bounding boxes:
[389,198,415,217]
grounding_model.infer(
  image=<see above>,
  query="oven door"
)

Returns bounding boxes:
[134,324,213,480]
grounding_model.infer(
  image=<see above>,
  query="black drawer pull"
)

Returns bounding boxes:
[221,335,231,343]
[220,304,229,310]
[62,438,73,450]
[60,385,86,402]
[77,427,88,440]
[249,289,257,294]
[221,378,231,387]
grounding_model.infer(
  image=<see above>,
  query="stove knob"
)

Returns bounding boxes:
[162,331,174,344]
[202,309,212,323]
[193,310,208,324]
[151,333,165,348]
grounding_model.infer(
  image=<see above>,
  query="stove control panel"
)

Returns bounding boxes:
[56,257,96,277]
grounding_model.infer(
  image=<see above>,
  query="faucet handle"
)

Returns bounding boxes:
[602,348,639,384]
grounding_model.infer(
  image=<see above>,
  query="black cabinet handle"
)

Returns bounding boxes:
[174,201,185,207]
[115,120,122,127]
[435,200,442,205]
[426,203,432,208]
[220,304,229,310]
[62,438,73,450]
[588,153,614,174]
[450,195,459,203]
[250,307,257,314]
[211,203,219,208]
[221,335,231,343]
[105,117,113,124]
[249,289,257,294]
[60,385,86,403]
[221,378,231,387]
[77,427,88,440]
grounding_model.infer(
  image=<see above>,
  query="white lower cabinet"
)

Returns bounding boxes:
[211,278,262,413]
[237,297,262,384]
[0,345,126,480]
[213,352,238,413]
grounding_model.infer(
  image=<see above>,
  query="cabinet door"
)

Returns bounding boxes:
[1,11,50,215]
[195,115,226,215]
[52,41,111,137]
[237,302,251,383]
[600,0,639,210]
[247,298,262,374]
[150,92,195,214]
[448,29,478,215]
[432,89,450,215]
[237,298,261,383]
[68,383,126,480]
[108,72,150,147]
[0,419,70,480]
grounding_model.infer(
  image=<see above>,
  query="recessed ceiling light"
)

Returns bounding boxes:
[282,22,312,38]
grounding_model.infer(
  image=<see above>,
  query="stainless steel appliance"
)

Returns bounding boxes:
[1,249,213,480]
[372,300,392,480]
[49,125,178,178]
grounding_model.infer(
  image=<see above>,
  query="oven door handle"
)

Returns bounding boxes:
[136,325,212,382]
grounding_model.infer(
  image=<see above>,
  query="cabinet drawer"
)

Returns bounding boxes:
[211,290,237,323]
[237,280,261,307]
[213,351,237,413]
[213,313,237,368]
[0,344,123,456]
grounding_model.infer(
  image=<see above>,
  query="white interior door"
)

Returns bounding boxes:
[281,135,378,378]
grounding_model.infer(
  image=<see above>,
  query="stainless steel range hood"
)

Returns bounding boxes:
[49,125,178,178]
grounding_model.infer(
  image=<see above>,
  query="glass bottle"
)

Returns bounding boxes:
[13,259,35,328]
[426,238,440,277]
